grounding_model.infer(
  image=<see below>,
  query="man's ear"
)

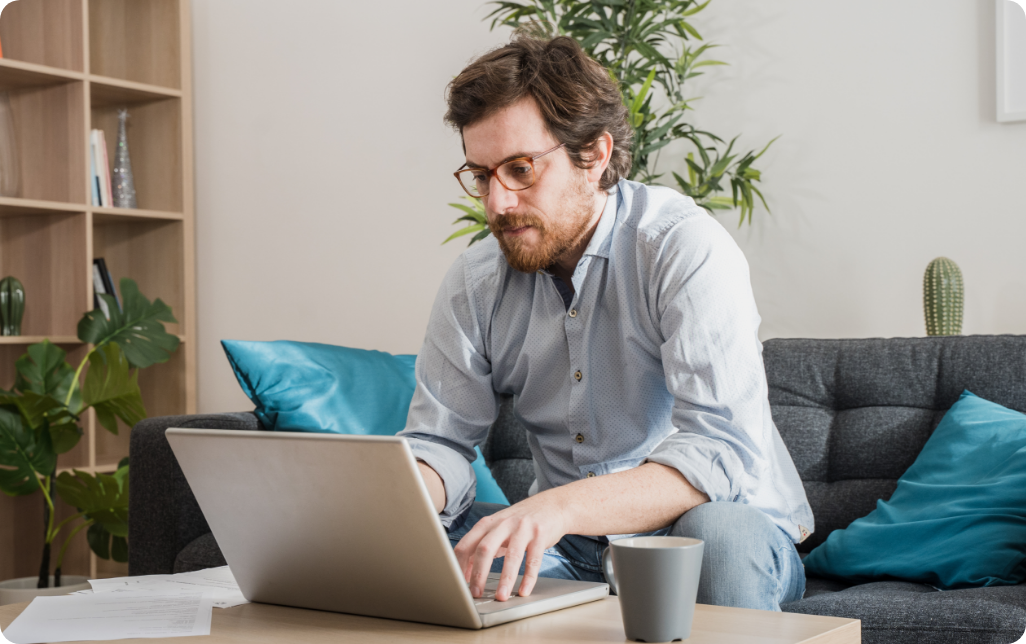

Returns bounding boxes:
[584,132,614,185]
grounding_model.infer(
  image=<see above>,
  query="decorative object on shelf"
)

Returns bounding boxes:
[446,0,778,245]
[0,279,179,590]
[91,258,121,320]
[924,257,964,336]
[112,109,138,209]
[90,129,113,207]
[0,275,24,336]
[0,91,21,198]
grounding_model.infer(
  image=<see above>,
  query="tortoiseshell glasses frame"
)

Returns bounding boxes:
[454,143,566,198]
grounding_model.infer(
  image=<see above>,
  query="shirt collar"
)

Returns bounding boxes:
[581,186,620,260]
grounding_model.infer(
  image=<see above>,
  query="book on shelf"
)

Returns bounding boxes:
[92,258,121,319]
[90,130,114,207]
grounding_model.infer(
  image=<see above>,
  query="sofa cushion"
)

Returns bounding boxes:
[221,340,508,505]
[763,336,1026,552]
[782,581,1026,644]
[802,575,854,599]
[805,390,1026,589]
[174,533,227,574]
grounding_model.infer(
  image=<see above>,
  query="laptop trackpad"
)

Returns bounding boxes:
[473,573,602,615]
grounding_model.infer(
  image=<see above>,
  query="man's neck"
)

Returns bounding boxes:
[550,191,608,287]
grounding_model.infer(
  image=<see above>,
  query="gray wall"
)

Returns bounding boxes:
[192,0,1026,413]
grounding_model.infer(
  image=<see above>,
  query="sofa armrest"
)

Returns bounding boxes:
[128,412,264,576]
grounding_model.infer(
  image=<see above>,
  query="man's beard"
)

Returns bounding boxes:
[491,175,596,274]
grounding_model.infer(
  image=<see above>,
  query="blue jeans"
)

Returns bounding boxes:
[447,501,805,611]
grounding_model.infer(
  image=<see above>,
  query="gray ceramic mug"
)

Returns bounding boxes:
[601,536,704,643]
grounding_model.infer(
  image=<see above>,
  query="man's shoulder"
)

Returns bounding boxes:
[615,179,735,254]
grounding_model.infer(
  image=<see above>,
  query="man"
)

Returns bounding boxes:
[398,34,813,612]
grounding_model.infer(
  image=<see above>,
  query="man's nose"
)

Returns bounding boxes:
[486,177,517,214]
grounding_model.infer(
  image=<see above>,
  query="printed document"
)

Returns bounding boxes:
[1,591,214,643]
[89,566,248,609]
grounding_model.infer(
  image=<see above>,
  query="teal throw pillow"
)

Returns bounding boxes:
[221,340,509,506]
[803,390,1026,589]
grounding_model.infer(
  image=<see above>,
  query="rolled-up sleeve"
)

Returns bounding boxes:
[644,216,771,504]
[398,256,499,527]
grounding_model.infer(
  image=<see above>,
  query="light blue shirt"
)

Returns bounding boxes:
[400,179,814,544]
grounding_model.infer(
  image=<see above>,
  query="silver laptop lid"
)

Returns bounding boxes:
[166,428,483,629]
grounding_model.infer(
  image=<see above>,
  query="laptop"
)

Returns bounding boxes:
[165,428,609,629]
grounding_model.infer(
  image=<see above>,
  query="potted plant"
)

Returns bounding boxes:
[0,279,178,604]
[446,0,777,245]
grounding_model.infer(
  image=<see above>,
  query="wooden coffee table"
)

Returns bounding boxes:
[1,597,859,643]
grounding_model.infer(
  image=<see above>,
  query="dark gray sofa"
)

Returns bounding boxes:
[129,335,1026,643]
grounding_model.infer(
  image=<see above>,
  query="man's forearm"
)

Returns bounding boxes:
[540,462,709,536]
[417,461,447,514]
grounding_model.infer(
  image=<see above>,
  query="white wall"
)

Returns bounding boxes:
[193,0,1026,413]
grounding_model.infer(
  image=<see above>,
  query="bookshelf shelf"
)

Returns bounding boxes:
[92,206,184,223]
[0,58,83,91]
[0,0,195,582]
[0,196,86,217]
[90,74,182,107]
[0,335,82,345]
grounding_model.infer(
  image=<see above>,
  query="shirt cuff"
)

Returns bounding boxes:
[645,433,744,503]
[405,436,477,528]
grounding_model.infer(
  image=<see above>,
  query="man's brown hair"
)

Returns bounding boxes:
[444,34,632,191]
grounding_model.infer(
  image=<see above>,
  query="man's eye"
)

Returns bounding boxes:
[471,172,488,182]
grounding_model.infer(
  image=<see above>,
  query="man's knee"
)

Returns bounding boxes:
[671,501,770,544]
[669,502,791,611]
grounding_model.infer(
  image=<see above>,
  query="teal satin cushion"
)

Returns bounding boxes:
[803,390,1026,589]
[221,340,509,505]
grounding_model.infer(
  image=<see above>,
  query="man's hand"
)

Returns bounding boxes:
[453,463,709,603]
[453,492,569,602]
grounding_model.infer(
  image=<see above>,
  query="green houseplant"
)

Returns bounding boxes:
[446,0,776,245]
[0,278,179,589]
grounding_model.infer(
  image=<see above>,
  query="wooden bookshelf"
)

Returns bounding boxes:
[0,0,195,582]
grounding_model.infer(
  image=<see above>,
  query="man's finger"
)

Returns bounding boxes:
[453,517,494,583]
[470,526,512,597]
[495,531,530,601]
[516,541,546,597]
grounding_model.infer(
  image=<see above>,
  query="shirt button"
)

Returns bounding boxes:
[575,433,584,443]
[574,370,582,382]
[569,309,577,318]
[586,471,596,478]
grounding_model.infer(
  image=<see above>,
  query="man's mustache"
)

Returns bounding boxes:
[491,213,545,233]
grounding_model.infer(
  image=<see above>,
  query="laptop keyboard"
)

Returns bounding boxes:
[473,577,519,605]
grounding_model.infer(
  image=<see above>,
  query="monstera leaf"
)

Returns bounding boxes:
[0,391,80,454]
[14,341,80,411]
[0,408,55,497]
[55,466,129,537]
[87,523,128,562]
[3,341,83,453]
[77,279,179,369]
[83,343,146,436]
[56,466,129,561]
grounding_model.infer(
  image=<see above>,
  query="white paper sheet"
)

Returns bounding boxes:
[89,567,249,609]
[1,591,214,643]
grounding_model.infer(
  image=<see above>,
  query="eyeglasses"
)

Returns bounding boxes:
[454,143,565,198]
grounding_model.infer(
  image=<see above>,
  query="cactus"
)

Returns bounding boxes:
[923,258,963,336]
[0,275,24,336]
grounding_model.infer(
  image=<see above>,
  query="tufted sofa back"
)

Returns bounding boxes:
[482,335,1026,552]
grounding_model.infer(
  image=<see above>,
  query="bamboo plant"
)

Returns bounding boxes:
[446,0,776,245]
